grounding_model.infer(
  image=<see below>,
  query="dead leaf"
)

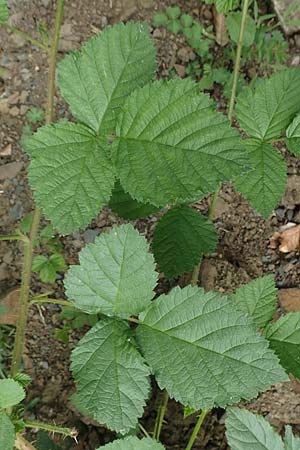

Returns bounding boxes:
[213,6,229,46]
[0,143,12,156]
[0,288,20,325]
[279,288,300,312]
[15,435,37,450]
[270,223,300,253]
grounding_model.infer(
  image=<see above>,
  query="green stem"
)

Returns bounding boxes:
[153,390,169,440]
[139,423,150,439]
[184,409,209,450]
[24,421,77,439]
[0,235,26,242]
[10,0,65,377]
[30,297,72,307]
[1,23,48,50]
[228,0,250,123]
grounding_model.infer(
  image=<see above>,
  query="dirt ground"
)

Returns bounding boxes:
[1,0,300,449]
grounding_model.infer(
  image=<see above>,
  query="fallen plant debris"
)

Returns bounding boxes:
[270,223,300,253]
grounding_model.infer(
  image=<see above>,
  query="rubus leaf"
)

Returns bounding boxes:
[234,139,287,218]
[231,275,277,329]
[225,407,284,450]
[0,0,9,23]
[286,113,300,156]
[71,318,150,433]
[0,378,25,408]
[0,411,15,450]
[285,425,300,450]
[136,285,287,411]
[58,22,156,134]
[24,122,115,234]
[109,180,159,219]
[96,436,165,449]
[226,12,256,47]
[265,312,300,377]
[236,68,300,141]
[65,224,158,317]
[152,206,217,277]
[113,78,247,207]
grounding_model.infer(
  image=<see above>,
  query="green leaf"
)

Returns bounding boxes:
[136,285,287,411]
[234,140,287,218]
[0,378,25,408]
[167,20,182,34]
[152,12,168,27]
[0,0,9,23]
[183,405,197,418]
[40,224,55,241]
[236,69,300,141]
[0,412,15,450]
[225,407,284,450]
[109,180,159,220]
[49,253,66,271]
[24,121,115,234]
[26,107,44,124]
[113,78,247,208]
[231,275,277,329]
[152,206,217,277]
[216,0,239,13]
[32,253,66,283]
[65,224,158,317]
[13,373,31,388]
[71,318,150,433]
[284,425,300,450]
[166,6,181,20]
[96,436,165,450]
[36,431,62,450]
[265,312,300,378]
[226,12,256,47]
[58,22,156,134]
[180,14,193,28]
[286,113,300,156]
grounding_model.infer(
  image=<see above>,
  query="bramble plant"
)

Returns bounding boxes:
[1,0,300,448]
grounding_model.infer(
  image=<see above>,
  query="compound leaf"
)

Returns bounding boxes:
[113,78,247,207]
[226,12,256,47]
[286,113,300,156]
[231,275,277,329]
[71,318,150,433]
[109,180,159,219]
[96,436,165,450]
[225,407,284,450]
[137,286,287,411]
[58,22,156,134]
[152,206,217,277]
[284,425,300,450]
[265,312,300,378]
[65,224,158,317]
[0,412,15,450]
[236,68,300,141]
[24,122,115,234]
[0,378,25,409]
[234,140,287,218]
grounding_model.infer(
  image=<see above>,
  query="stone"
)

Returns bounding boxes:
[0,161,23,180]
[9,106,19,116]
[292,55,300,66]
[272,0,300,35]
[281,176,300,207]
[83,229,99,244]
